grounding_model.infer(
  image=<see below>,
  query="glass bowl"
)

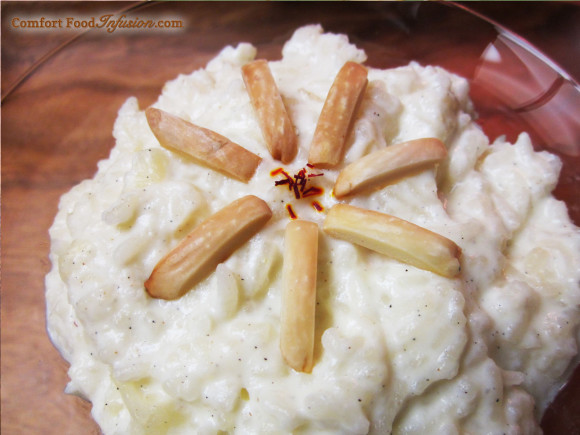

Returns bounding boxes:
[2,2,578,433]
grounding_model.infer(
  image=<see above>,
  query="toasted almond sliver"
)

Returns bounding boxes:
[145,195,272,300]
[334,138,448,198]
[323,204,461,278]
[280,220,318,373]
[146,107,261,183]
[308,61,368,169]
[242,59,297,164]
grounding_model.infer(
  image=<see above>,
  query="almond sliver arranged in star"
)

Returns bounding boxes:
[308,61,368,169]
[242,59,298,164]
[334,138,448,198]
[323,204,461,278]
[145,195,273,300]
[280,220,318,373]
[146,107,261,183]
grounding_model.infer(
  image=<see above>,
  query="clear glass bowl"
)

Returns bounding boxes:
[2,2,578,433]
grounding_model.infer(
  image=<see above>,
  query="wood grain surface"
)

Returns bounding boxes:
[2,2,579,434]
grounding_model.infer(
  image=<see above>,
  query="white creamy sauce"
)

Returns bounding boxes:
[46,25,580,434]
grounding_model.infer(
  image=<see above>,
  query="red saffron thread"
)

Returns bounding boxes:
[270,168,285,176]
[286,204,297,219]
[271,166,324,200]
[272,165,325,219]
[312,201,324,212]
[302,186,324,198]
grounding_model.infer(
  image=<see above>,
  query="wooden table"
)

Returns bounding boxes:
[2,2,579,433]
